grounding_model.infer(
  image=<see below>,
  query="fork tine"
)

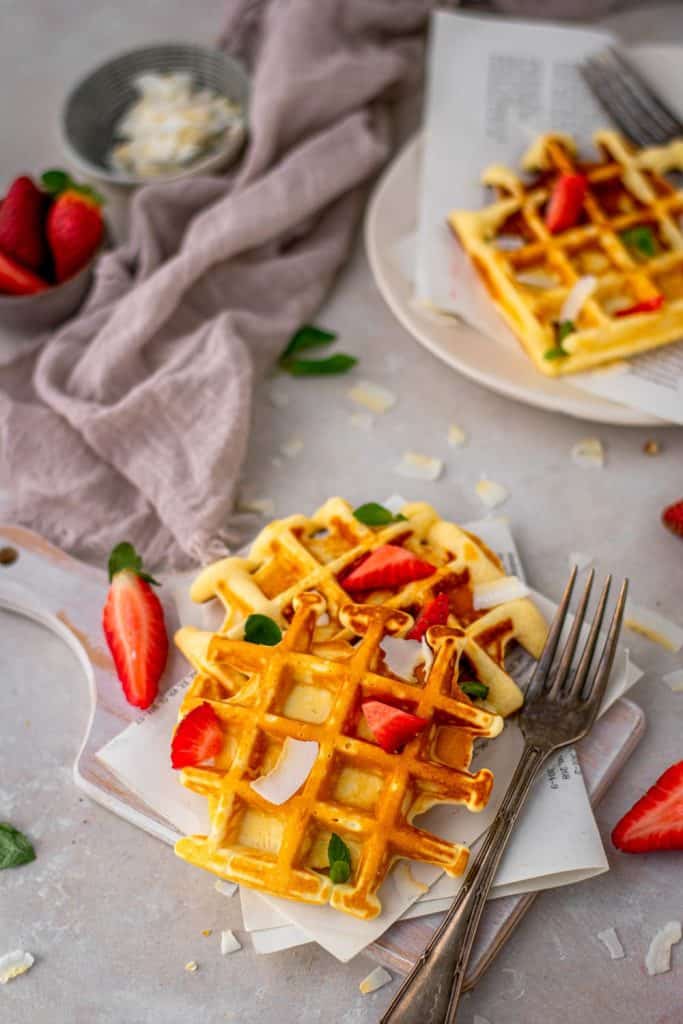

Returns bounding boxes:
[582,60,660,147]
[547,569,595,698]
[565,575,611,701]
[606,48,683,139]
[525,566,577,701]
[581,579,629,718]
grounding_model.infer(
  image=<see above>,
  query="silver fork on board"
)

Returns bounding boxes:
[581,47,683,147]
[379,567,629,1024]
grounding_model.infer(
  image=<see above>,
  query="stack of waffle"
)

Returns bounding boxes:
[172,498,547,920]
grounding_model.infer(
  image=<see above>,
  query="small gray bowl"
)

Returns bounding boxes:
[60,43,250,187]
[0,250,99,334]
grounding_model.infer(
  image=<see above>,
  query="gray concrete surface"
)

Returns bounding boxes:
[1,2,683,1022]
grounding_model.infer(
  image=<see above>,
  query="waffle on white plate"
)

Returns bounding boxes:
[449,131,683,376]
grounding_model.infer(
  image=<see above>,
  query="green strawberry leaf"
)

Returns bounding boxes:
[280,325,336,361]
[108,541,160,586]
[353,503,406,526]
[329,860,351,884]
[41,169,72,195]
[281,354,357,376]
[328,832,351,866]
[0,824,36,870]
[244,614,282,646]
[461,681,489,700]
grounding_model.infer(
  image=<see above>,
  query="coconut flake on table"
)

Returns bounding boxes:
[662,669,683,692]
[268,382,290,409]
[569,551,593,572]
[240,497,275,517]
[571,438,605,468]
[395,451,444,482]
[560,276,597,323]
[359,966,392,995]
[347,381,396,414]
[280,437,304,459]
[0,950,34,984]
[349,412,375,431]
[473,575,529,610]
[220,930,242,956]
[214,879,238,898]
[380,637,427,681]
[597,927,625,960]
[475,477,509,509]
[447,424,467,448]
[624,601,683,653]
[250,738,318,805]
[645,921,681,976]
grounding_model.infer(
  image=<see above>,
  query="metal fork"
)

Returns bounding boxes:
[582,47,683,147]
[380,567,628,1024]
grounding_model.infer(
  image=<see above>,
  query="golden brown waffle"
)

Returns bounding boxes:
[176,498,547,717]
[174,592,504,920]
[449,131,683,376]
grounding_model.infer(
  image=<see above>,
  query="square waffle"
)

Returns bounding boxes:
[174,592,505,920]
[176,498,547,717]
[449,131,683,376]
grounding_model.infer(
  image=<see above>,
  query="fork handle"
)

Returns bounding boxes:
[380,743,549,1024]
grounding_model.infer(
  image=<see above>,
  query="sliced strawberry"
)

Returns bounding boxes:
[0,249,48,295]
[362,700,428,753]
[343,545,435,592]
[615,294,664,317]
[102,542,168,710]
[662,499,683,539]
[406,593,450,640]
[171,703,223,769]
[612,761,683,853]
[545,173,587,233]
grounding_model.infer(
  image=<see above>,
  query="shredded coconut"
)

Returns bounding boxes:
[220,930,242,956]
[0,950,34,984]
[395,451,444,482]
[597,927,625,960]
[645,921,681,976]
[359,966,392,994]
[571,438,605,468]
[347,381,396,414]
[447,424,467,448]
[475,477,509,509]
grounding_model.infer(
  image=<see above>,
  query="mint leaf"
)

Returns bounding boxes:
[620,226,657,261]
[244,614,282,646]
[328,832,351,866]
[280,325,336,361]
[281,354,357,376]
[107,542,160,586]
[544,319,575,360]
[461,681,489,700]
[543,346,568,361]
[0,824,36,870]
[353,503,406,527]
[329,860,351,884]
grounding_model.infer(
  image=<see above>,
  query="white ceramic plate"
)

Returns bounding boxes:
[365,45,683,427]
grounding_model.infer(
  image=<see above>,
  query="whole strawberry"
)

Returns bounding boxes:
[0,175,46,271]
[102,542,168,710]
[42,169,104,283]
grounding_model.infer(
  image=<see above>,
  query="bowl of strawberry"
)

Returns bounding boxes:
[0,168,105,331]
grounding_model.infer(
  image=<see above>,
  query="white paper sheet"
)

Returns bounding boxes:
[96,513,642,963]
[415,11,683,424]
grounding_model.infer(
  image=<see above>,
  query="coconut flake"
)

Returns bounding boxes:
[494,235,525,251]
[645,921,681,976]
[663,669,683,692]
[560,276,597,323]
[515,270,559,289]
[359,966,392,995]
[571,438,605,468]
[447,424,467,448]
[597,927,625,960]
[624,602,683,653]
[349,412,375,431]
[220,930,242,956]
[0,950,34,984]
[381,637,427,681]
[317,613,330,626]
[184,960,199,973]
[281,438,304,459]
[395,451,444,482]
[348,381,396,415]
[475,478,509,509]
[385,495,406,514]
[569,551,593,572]
[473,575,530,610]
[250,738,318,805]
[214,879,238,898]
[268,383,290,409]
[241,497,275,517]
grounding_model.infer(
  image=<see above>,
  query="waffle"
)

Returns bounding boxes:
[176,498,547,717]
[449,131,683,376]
[174,592,505,920]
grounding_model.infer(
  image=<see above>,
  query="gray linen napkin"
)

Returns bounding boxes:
[0,0,430,568]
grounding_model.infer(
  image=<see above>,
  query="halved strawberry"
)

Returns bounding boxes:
[102,542,168,710]
[171,703,223,769]
[343,545,435,592]
[545,173,587,233]
[662,500,683,539]
[362,700,428,753]
[612,761,683,853]
[615,294,664,317]
[406,593,450,640]
[0,249,48,295]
